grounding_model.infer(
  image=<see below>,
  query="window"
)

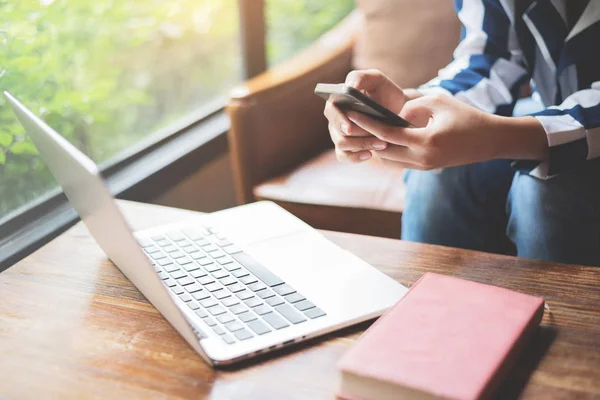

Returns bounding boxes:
[0,0,241,221]
[266,0,354,66]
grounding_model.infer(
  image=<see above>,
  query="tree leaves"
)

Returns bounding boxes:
[10,140,38,155]
[0,132,13,147]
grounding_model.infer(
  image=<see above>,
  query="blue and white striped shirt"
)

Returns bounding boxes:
[420,0,600,178]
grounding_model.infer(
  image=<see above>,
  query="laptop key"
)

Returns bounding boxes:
[232,252,284,287]
[273,284,296,296]
[193,290,211,301]
[238,311,257,323]
[209,305,227,316]
[230,304,248,315]
[187,302,200,311]
[221,334,235,345]
[191,252,207,260]
[253,304,272,316]
[170,270,187,279]
[217,313,235,324]
[167,231,186,241]
[211,250,226,259]
[244,298,262,308]
[213,326,226,335]
[164,278,177,287]
[155,239,170,247]
[185,283,203,293]
[197,275,214,285]
[204,317,217,327]
[197,258,214,267]
[163,264,179,273]
[178,276,195,286]
[223,244,242,255]
[205,282,223,292]
[163,245,178,253]
[138,237,153,247]
[178,239,192,248]
[179,293,192,302]
[150,252,167,260]
[214,290,230,300]
[191,269,207,278]
[182,263,200,272]
[239,275,257,285]
[217,256,233,265]
[212,270,229,279]
[144,245,160,254]
[235,290,254,300]
[176,257,193,266]
[234,329,254,341]
[195,238,211,247]
[262,312,289,330]
[275,304,307,324]
[257,289,275,299]
[247,320,271,335]
[195,308,208,318]
[171,286,185,295]
[266,297,285,307]
[221,297,239,307]
[182,245,199,254]
[182,228,204,241]
[225,321,244,332]
[284,293,305,304]
[158,271,169,280]
[248,282,267,292]
[232,268,249,279]
[227,283,245,293]
[304,308,326,319]
[204,263,221,273]
[224,263,241,272]
[219,276,236,286]
[157,258,173,266]
[294,300,316,311]
[170,250,185,259]
[200,298,218,308]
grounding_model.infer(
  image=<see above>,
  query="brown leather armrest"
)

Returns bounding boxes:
[226,10,361,204]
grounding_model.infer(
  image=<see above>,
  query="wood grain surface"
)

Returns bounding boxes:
[0,200,599,400]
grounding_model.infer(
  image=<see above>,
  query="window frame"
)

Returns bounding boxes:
[0,0,267,272]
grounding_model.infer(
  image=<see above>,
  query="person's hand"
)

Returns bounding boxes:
[323,69,414,162]
[346,94,549,169]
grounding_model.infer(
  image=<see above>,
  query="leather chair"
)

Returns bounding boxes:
[226,0,461,238]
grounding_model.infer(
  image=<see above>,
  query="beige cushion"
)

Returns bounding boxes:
[253,150,405,212]
[353,0,461,88]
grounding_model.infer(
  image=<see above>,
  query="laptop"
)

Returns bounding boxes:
[4,91,407,366]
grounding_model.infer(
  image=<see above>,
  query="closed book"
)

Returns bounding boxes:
[337,273,544,400]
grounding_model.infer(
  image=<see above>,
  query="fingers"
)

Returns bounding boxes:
[400,96,436,128]
[345,69,407,113]
[345,69,390,93]
[324,100,372,137]
[335,148,373,163]
[346,112,423,146]
[329,123,388,151]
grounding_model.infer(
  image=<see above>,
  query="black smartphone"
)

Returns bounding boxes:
[314,83,412,127]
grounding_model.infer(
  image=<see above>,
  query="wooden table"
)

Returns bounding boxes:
[1,201,599,399]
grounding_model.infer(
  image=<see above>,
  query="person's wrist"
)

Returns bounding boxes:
[487,114,549,161]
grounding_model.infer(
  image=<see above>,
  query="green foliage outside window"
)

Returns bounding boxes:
[0,0,354,219]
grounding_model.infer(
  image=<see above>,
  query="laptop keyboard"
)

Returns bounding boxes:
[138,226,326,345]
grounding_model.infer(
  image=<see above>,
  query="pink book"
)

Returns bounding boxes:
[337,273,545,400]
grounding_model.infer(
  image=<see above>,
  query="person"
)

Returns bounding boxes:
[323,0,600,266]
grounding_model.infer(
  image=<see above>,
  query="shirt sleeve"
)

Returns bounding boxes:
[419,0,529,117]
[528,85,600,177]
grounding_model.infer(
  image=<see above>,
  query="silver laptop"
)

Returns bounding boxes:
[5,91,407,366]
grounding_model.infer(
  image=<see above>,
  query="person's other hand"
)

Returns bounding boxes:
[323,69,412,162]
[346,94,501,170]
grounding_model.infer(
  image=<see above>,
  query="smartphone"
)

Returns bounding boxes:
[315,83,412,127]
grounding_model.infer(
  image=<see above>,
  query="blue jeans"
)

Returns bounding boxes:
[402,159,600,266]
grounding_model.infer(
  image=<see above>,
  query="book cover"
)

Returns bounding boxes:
[337,273,545,400]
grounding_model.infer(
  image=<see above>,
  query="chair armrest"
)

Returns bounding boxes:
[226,10,361,204]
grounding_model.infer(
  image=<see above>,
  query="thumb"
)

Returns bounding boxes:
[400,96,437,128]
[345,69,406,113]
